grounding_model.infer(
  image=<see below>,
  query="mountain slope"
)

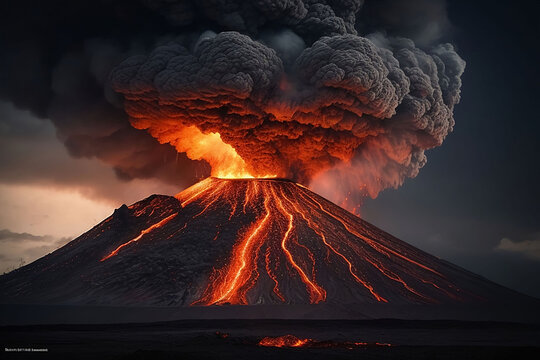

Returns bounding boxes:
[0,178,528,306]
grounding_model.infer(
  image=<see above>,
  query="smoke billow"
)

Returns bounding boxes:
[111,0,465,202]
[0,0,206,190]
[1,0,465,206]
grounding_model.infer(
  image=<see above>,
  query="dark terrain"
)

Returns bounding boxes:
[2,319,539,359]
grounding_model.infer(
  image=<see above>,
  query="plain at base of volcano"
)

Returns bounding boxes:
[1,177,539,324]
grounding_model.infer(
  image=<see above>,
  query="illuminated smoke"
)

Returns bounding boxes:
[0,1,465,205]
[111,0,465,204]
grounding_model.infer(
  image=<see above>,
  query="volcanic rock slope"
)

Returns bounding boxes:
[0,178,525,306]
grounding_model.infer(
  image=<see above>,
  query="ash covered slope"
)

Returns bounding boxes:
[0,178,528,306]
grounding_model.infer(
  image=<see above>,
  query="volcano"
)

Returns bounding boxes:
[0,178,529,308]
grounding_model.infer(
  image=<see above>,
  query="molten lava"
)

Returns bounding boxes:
[100,213,178,261]
[146,125,276,179]
[259,335,310,348]
[258,335,392,348]
[3,177,517,307]
[172,178,467,305]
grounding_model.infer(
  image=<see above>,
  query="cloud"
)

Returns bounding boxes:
[495,235,540,260]
[0,1,463,212]
[0,102,184,205]
[112,28,464,202]
[0,230,50,242]
[0,229,72,274]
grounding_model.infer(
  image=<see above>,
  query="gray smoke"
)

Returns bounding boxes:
[0,0,464,205]
[111,0,465,204]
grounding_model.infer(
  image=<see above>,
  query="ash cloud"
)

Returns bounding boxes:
[111,0,465,201]
[0,0,204,190]
[1,0,464,205]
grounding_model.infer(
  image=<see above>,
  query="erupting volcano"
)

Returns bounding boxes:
[0,177,525,308]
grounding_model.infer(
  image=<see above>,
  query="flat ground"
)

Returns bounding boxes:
[1,319,539,359]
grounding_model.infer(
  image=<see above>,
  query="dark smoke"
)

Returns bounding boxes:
[0,0,464,204]
[0,0,205,189]
[111,0,465,200]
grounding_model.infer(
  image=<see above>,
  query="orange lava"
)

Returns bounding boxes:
[100,213,177,261]
[280,187,387,302]
[98,177,465,304]
[151,125,276,179]
[258,335,392,348]
[299,188,443,277]
[272,186,326,303]
[193,188,272,305]
[191,181,330,305]
[258,335,311,348]
[177,178,464,305]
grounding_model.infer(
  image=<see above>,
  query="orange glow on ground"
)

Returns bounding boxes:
[259,335,310,348]
[258,335,392,348]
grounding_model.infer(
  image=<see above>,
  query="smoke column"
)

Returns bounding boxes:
[0,0,465,208]
[111,0,465,206]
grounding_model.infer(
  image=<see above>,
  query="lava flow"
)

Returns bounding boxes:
[175,177,468,305]
[258,335,392,349]
[1,176,521,306]
[100,213,178,261]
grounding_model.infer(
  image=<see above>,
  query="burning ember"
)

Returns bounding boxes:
[258,335,392,349]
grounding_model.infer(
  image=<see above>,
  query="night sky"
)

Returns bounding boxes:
[363,0,540,297]
[0,0,539,297]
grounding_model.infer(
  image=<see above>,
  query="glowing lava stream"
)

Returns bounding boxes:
[101,213,178,261]
[189,178,446,305]
[193,185,272,305]
[97,176,463,305]
[297,188,443,278]
[194,183,327,305]
[270,186,326,303]
[279,187,387,303]
[258,335,393,348]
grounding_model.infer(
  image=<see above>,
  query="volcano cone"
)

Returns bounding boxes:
[0,178,527,307]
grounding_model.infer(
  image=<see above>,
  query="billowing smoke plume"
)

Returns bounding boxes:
[111,0,465,202]
[1,0,464,206]
[0,0,207,190]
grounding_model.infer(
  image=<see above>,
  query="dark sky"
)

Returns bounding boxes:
[363,0,540,297]
[0,0,539,297]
